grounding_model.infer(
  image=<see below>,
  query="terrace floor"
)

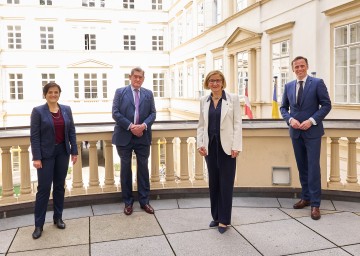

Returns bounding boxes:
[1,196,360,256]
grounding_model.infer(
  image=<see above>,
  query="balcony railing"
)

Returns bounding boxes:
[0,120,359,207]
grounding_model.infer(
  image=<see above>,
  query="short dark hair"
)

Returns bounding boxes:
[291,56,308,67]
[130,67,145,77]
[43,82,61,97]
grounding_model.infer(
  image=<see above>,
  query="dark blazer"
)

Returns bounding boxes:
[112,85,156,146]
[280,76,331,139]
[30,103,78,160]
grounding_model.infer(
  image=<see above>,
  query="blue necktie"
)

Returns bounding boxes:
[134,89,140,124]
[297,81,303,105]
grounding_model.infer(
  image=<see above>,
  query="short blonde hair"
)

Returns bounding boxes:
[203,70,227,90]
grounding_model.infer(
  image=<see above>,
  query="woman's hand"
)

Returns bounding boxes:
[71,155,78,165]
[231,150,239,158]
[33,160,42,169]
[198,147,207,157]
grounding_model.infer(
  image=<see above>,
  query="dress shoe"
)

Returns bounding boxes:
[54,218,66,229]
[32,226,43,239]
[141,204,154,214]
[209,221,219,227]
[293,199,310,209]
[311,207,321,220]
[124,204,133,215]
[218,226,227,234]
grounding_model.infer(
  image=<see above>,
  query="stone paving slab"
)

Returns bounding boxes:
[9,218,89,253]
[91,235,173,256]
[232,207,290,225]
[0,214,34,231]
[61,206,93,220]
[0,229,17,254]
[298,212,360,246]
[280,208,338,218]
[167,228,261,256]
[342,244,360,255]
[92,203,122,216]
[90,212,162,243]
[155,208,212,234]
[148,199,179,210]
[332,200,360,212]
[232,197,280,208]
[236,219,335,256]
[177,198,210,208]
[278,198,335,210]
[7,245,89,256]
[291,248,351,255]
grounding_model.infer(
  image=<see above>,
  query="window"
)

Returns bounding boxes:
[40,0,52,5]
[178,70,183,97]
[186,8,193,40]
[215,0,222,24]
[7,0,20,4]
[197,1,205,34]
[124,73,130,86]
[124,34,136,50]
[187,66,193,98]
[153,73,165,97]
[198,63,205,98]
[272,40,290,101]
[82,0,105,7]
[334,21,360,104]
[123,0,134,9]
[177,15,184,45]
[40,26,54,49]
[9,74,23,100]
[214,58,223,71]
[85,34,96,50]
[152,0,162,10]
[41,73,55,87]
[237,51,248,98]
[152,34,163,51]
[7,25,22,49]
[73,73,108,99]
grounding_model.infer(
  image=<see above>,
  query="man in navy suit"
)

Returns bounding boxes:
[112,67,156,215]
[280,56,331,220]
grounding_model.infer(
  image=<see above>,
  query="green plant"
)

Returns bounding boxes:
[67,167,72,174]
[114,163,120,171]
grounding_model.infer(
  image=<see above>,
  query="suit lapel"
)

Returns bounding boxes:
[292,80,297,104]
[44,104,55,133]
[126,85,135,106]
[220,93,229,124]
[139,88,145,106]
[203,97,210,126]
[300,77,312,105]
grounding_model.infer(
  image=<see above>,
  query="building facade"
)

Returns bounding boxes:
[0,0,359,127]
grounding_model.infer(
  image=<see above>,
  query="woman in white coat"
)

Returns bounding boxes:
[197,70,242,234]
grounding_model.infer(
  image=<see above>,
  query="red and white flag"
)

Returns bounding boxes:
[244,82,253,119]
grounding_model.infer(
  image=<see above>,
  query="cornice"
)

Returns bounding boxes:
[265,21,295,35]
[323,1,360,16]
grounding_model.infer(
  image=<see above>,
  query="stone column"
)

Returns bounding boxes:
[345,137,359,189]
[164,137,177,188]
[178,137,191,187]
[328,137,343,189]
[0,146,16,204]
[193,146,207,187]
[71,142,85,195]
[17,145,33,202]
[103,140,116,192]
[87,141,101,193]
[150,138,162,189]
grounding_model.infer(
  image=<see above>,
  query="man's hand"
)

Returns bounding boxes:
[299,120,312,130]
[290,118,301,129]
[130,123,145,137]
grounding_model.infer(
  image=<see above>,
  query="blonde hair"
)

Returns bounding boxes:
[203,70,227,90]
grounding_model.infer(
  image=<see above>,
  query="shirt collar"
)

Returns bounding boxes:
[207,90,227,102]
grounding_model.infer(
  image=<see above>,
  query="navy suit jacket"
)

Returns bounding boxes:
[280,76,331,139]
[30,103,78,160]
[112,85,156,146]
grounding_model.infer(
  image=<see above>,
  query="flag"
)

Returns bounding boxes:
[244,81,253,119]
[271,83,280,119]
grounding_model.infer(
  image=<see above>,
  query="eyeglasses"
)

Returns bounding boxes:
[209,79,222,84]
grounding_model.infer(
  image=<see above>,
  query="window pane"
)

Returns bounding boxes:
[350,22,360,44]
[335,26,347,46]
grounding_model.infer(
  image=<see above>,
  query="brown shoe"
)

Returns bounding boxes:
[124,204,133,215]
[293,199,310,209]
[311,207,321,220]
[141,204,154,214]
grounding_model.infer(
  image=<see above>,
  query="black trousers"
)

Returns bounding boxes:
[205,137,236,225]
[34,143,69,227]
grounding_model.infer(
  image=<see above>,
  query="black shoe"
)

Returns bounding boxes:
[32,226,43,239]
[218,226,227,234]
[54,218,66,229]
[209,221,219,227]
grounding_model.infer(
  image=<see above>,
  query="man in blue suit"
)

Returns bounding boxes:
[280,56,331,220]
[112,67,156,215]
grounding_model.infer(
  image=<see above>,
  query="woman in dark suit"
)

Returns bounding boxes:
[197,70,242,234]
[30,82,78,239]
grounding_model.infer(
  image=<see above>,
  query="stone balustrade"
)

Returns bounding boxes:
[0,120,359,207]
